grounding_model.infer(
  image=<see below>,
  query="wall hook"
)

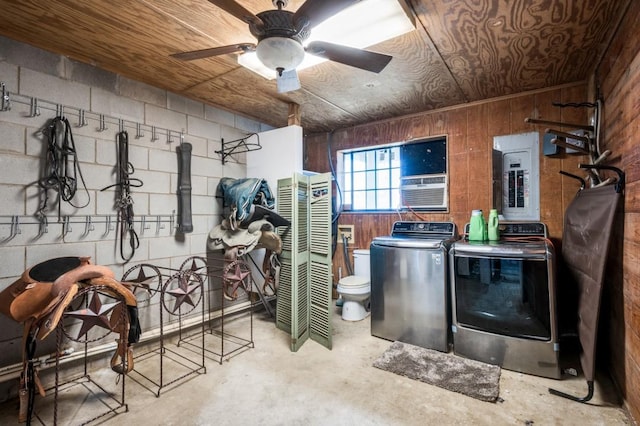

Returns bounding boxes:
[77,109,88,127]
[140,216,151,236]
[167,130,174,144]
[135,122,144,139]
[62,216,72,237]
[82,215,95,237]
[56,104,64,118]
[9,216,21,240]
[1,82,10,112]
[28,98,41,117]
[98,114,108,132]
[118,119,125,133]
[151,126,158,142]
[155,215,165,234]
[37,216,49,238]
[103,216,115,237]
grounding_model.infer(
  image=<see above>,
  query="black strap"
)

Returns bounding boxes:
[101,131,142,262]
[25,331,37,425]
[38,116,90,218]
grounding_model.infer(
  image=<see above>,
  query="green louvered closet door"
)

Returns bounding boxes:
[276,173,332,351]
[308,174,333,349]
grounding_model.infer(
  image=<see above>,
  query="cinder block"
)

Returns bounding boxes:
[0,153,39,185]
[208,177,221,197]
[221,160,247,179]
[20,68,90,110]
[192,194,216,216]
[184,135,207,158]
[0,184,25,215]
[79,162,117,191]
[205,105,235,128]
[26,241,96,266]
[1,37,61,79]
[191,175,208,196]
[91,87,145,123]
[168,92,204,118]
[116,75,166,108]
[221,124,249,141]
[149,236,190,260]
[0,246,25,278]
[133,169,171,194]
[187,115,221,140]
[96,138,117,166]
[66,59,117,92]
[149,149,177,173]
[149,193,177,215]
[128,144,150,171]
[192,155,222,179]
[0,58,20,89]
[0,122,26,155]
[234,115,262,133]
[144,104,186,131]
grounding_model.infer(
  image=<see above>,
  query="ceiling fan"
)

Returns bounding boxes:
[171,0,393,92]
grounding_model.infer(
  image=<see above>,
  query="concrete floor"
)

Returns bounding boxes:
[0,306,633,425]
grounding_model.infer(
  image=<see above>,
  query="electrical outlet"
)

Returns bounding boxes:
[337,225,354,243]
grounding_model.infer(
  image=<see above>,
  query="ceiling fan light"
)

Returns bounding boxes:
[256,36,305,71]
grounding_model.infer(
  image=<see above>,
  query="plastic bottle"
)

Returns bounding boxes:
[468,210,485,241]
[488,209,500,241]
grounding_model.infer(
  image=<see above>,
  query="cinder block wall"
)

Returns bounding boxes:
[0,37,269,381]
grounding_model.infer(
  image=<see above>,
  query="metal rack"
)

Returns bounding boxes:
[179,255,255,365]
[0,213,176,243]
[33,286,129,426]
[0,81,184,144]
[215,133,262,164]
[120,261,206,397]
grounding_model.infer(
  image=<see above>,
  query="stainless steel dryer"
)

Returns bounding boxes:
[449,222,560,379]
[370,221,458,352]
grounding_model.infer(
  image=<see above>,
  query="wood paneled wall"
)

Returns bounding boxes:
[304,83,589,285]
[596,0,640,421]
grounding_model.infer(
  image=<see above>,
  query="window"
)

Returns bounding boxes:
[338,137,448,212]
[339,145,401,211]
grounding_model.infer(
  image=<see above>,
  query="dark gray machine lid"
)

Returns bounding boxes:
[371,221,458,249]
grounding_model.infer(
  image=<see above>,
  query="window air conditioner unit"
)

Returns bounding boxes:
[400,174,448,210]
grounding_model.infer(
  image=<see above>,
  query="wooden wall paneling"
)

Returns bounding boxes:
[596,0,640,98]
[509,95,535,135]
[535,89,565,239]
[487,99,512,137]
[466,103,491,212]
[595,2,640,420]
[446,108,468,156]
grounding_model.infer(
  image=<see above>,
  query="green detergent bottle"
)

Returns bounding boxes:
[488,209,500,241]
[468,210,485,241]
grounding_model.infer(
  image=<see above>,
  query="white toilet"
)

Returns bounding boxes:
[337,249,371,321]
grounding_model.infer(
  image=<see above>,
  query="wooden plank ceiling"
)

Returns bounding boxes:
[0,0,627,133]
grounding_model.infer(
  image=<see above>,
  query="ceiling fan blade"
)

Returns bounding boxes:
[293,0,360,30]
[306,41,392,73]
[171,43,256,61]
[207,0,263,26]
[277,69,301,93]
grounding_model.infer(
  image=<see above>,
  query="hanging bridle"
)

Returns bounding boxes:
[101,130,143,262]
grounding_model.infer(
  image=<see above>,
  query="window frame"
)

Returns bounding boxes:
[336,136,449,213]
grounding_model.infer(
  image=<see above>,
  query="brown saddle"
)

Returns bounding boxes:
[0,256,141,423]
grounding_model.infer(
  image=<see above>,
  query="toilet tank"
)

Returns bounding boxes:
[353,249,371,280]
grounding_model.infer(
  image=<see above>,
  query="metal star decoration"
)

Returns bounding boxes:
[129,266,157,297]
[226,262,250,286]
[186,259,206,275]
[65,292,120,339]
[166,273,200,313]
[223,262,251,300]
